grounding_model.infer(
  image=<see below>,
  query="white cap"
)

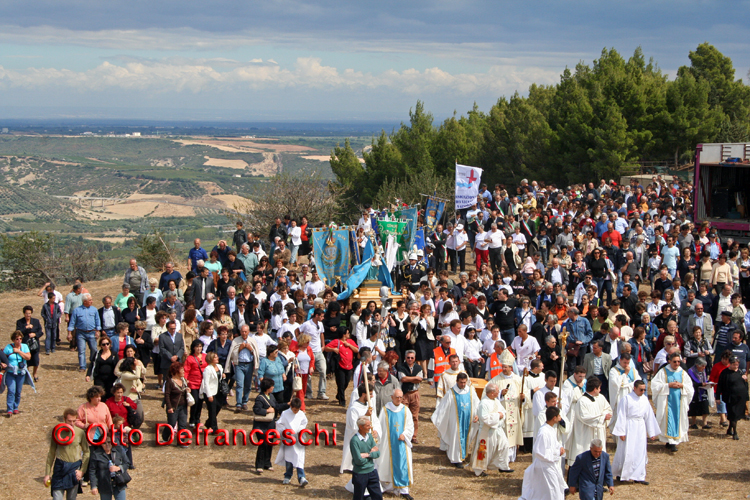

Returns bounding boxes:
[417,249,424,257]
[456,224,464,231]
[408,253,417,260]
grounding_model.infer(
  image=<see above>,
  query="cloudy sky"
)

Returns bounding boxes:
[0,1,748,122]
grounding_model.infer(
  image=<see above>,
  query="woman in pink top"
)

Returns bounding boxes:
[75,386,113,441]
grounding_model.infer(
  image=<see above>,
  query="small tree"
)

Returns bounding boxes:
[373,169,454,211]
[226,170,347,236]
[135,230,178,271]
[60,243,107,283]
[0,231,56,289]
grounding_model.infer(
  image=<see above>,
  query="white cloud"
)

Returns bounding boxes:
[0,57,560,96]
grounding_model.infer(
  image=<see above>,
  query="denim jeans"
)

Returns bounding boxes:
[45,324,59,353]
[76,332,97,370]
[234,362,254,407]
[306,351,327,398]
[5,372,24,412]
[290,244,299,264]
[98,488,127,500]
[285,461,306,482]
[103,329,115,338]
[500,328,516,348]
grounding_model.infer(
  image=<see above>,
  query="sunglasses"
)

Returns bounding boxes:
[101,343,111,346]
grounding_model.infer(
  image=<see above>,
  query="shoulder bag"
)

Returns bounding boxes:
[292,358,303,392]
[253,394,275,423]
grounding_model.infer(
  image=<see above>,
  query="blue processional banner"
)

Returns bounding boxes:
[312,228,351,286]
[424,197,445,234]
[414,228,425,261]
[337,238,374,301]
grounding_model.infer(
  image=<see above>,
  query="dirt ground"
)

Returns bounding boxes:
[0,276,748,500]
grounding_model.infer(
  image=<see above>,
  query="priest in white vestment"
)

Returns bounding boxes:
[275,399,309,486]
[436,354,469,398]
[377,389,414,496]
[431,373,480,466]
[470,382,512,476]
[611,381,661,483]
[651,352,694,451]
[484,363,527,461]
[568,376,612,466]
[607,353,640,430]
[519,406,568,500]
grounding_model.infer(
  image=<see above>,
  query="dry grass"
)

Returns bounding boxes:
[0,275,747,500]
[203,157,250,170]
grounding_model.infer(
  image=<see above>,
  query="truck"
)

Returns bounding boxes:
[693,142,750,241]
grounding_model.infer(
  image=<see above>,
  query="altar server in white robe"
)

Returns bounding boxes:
[377,389,414,497]
[470,382,512,476]
[532,371,567,422]
[350,373,378,408]
[523,360,547,441]
[561,367,586,461]
[342,384,382,494]
[275,398,310,486]
[568,376,612,466]
[607,352,639,430]
[534,391,570,453]
[651,352,694,451]
[611,381,661,483]
[484,363,527,461]
[431,372,480,467]
[519,406,568,500]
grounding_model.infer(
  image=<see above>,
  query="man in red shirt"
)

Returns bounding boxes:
[601,223,622,248]
[324,330,359,406]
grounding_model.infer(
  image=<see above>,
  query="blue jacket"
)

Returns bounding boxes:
[564,316,594,345]
[514,307,537,328]
[110,334,135,356]
[568,450,613,500]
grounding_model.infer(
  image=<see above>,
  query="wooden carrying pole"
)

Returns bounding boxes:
[361,363,378,444]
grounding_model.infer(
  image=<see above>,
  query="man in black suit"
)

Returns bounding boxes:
[231,298,247,337]
[568,439,614,500]
[191,266,216,309]
[159,320,185,376]
[98,295,122,338]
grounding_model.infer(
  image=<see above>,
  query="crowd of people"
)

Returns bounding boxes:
[3,174,749,499]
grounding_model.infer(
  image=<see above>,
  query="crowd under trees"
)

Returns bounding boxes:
[330,43,750,209]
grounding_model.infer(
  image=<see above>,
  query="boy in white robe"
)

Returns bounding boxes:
[519,406,568,500]
[611,381,661,483]
[523,360,547,443]
[651,352,694,451]
[275,398,309,487]
[342,384,382,494]
[607,352,639,430]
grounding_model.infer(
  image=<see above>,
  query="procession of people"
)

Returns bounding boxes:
[12,173,749,499]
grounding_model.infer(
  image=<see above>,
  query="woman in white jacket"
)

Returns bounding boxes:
[200,352,224,432]
[275,397,309,487]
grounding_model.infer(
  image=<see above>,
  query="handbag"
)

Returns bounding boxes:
[126,402,143,429]
[253,394,275,423]
[27,337,39,352]
[183,378,195,406]
[218,377,230,397]
[292,359,303,392]
[112,468,132,488]
[566,342,581,358]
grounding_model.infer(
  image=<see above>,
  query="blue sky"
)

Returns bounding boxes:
[0,1,748,121]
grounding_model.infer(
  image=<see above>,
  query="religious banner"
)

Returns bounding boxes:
[455,163,483,209]
[377,219,407,248]
[424,197,445,234]
[337,238,374,301]
[312,227,351,286]
[413,228,425,256]
[395,206,418,257]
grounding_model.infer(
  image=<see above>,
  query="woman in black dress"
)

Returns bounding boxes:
[121,296,140,334]
[86,337,119,400]
[16,305,43,381]
[716,356,749,440]
[414,303,435,378]
[253,377,289,472]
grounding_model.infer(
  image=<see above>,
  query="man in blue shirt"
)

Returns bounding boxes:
[660,237,680,279]
[187,238,209,273]
[158,262,183,292]
[564,307,594,371]
[67,294,101,371]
